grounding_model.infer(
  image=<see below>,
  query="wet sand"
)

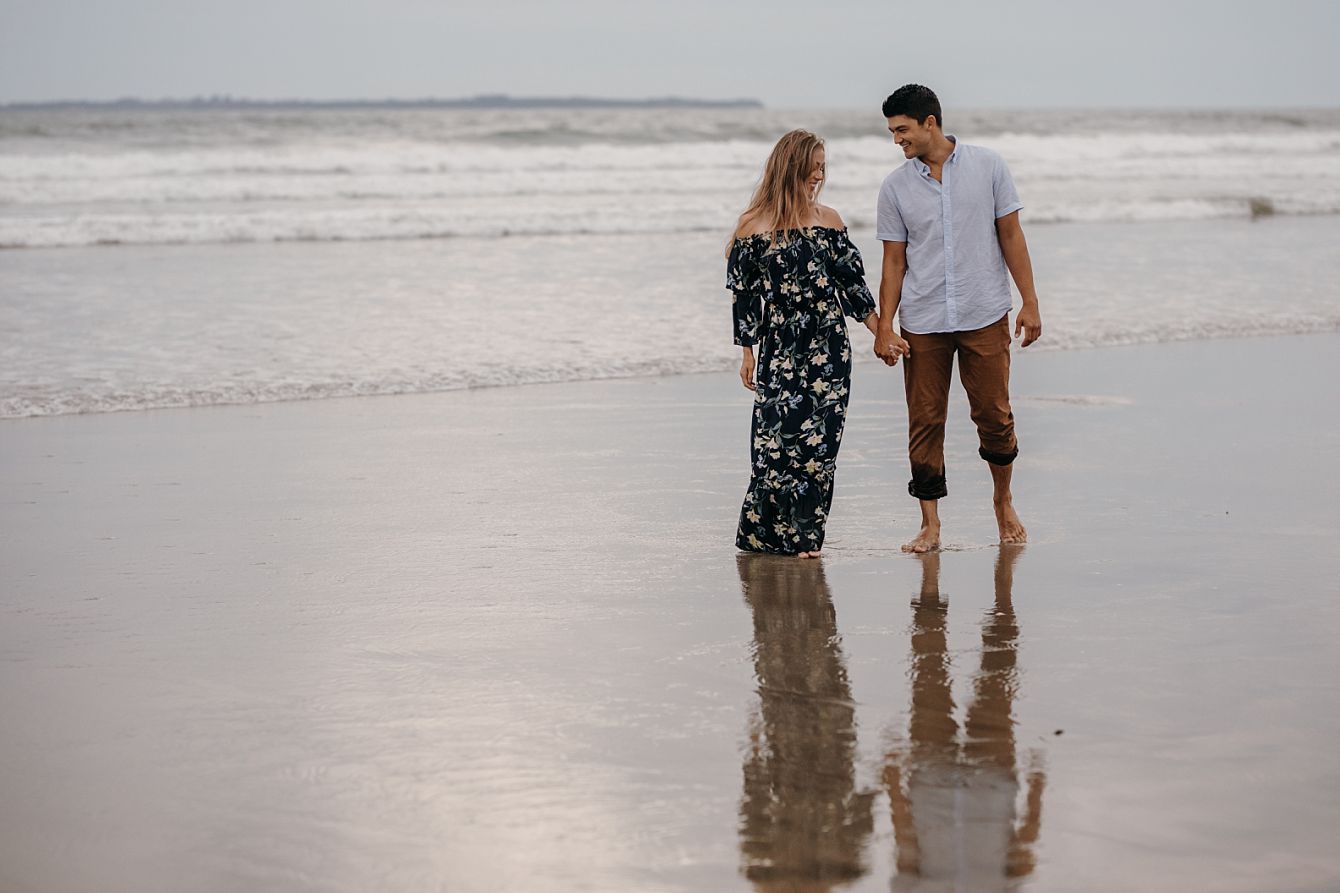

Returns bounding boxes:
[2,334,1339,892]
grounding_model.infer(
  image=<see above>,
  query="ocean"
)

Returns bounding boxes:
[3,105,1339,417]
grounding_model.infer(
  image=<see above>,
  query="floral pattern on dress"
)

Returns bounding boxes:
[727,226,876,554]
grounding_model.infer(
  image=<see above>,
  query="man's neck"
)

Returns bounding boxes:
[918,133,956,168]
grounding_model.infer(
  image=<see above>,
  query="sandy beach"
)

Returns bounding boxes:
[2,333,1339,892]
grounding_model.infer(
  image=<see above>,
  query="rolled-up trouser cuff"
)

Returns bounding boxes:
[908,475,948,500]
[979,446,1019,466]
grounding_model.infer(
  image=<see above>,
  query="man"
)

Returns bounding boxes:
[872,84,1043,552]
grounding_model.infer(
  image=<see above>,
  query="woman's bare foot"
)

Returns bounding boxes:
[901,524,941,553]
[995,498,1027,544]
[796,550,822,559]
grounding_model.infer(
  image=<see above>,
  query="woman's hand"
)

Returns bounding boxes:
[740,348,756,391]
[873,329,911,367]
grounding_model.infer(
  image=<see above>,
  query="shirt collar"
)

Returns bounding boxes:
[911,134,959,174]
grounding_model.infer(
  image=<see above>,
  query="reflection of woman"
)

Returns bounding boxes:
[883,548,1046,889]
[727,130,880,558]
[735,554,874,889]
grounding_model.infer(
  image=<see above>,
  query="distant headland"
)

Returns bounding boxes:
[2,94,766,111]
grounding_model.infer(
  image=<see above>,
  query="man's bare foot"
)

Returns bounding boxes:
[995,498,1027,544]
[901,525,941,553]
[903,498,942,553]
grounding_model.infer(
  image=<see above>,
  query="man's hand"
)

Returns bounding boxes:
[874,330,911,366]
[1013,304,1042,348]
[740,349,756,391]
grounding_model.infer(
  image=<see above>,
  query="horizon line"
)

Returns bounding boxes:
[2,96,1338,113]
[0,94,767,111]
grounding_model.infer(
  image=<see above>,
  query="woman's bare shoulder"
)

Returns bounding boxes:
[815,205,846,229]
[734,211,772,239]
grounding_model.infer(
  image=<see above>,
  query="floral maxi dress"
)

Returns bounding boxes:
[728,226,876,554]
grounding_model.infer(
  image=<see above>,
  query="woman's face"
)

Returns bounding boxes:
[806,147,826,198]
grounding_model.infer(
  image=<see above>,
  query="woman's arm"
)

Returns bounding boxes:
[820,208,880,333]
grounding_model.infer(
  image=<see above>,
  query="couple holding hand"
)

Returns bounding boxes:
[729,84,1043,557]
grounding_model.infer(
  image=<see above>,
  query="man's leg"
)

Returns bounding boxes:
[958,315,1027,544]
[901,328,954,552]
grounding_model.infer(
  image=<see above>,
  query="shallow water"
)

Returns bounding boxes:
[5,104,1340,418]
[2,336,1339,891]
[3,215,1339,417]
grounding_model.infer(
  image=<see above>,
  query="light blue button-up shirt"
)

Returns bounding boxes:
[876,137,1023,334]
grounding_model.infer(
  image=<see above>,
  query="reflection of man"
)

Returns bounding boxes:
[872,84,1043,553]
[882,548,1046,888]
[735,555,874,890]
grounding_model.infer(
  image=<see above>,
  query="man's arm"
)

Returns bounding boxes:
[874,241,911,365]
[995,211,1042,348]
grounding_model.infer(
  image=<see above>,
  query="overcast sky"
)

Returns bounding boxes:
[2,0,1336,108]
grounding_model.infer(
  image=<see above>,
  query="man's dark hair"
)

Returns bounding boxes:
[882,84,942,130]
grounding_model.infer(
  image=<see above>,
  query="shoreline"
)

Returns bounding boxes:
[3,210,1340,255]
[4,325,1340,423]
[6,212,1340,422]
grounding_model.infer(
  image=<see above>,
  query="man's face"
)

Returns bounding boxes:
[887,115,934,159]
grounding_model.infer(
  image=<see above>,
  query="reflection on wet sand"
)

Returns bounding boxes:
[736,555,875,890]
[884,547,1046,890]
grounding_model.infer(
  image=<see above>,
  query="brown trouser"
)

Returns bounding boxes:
[902,314,1018,500]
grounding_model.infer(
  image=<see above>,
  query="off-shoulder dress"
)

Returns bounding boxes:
[727,226,876,554]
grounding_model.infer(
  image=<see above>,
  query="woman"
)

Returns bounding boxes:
[728,130,879,558]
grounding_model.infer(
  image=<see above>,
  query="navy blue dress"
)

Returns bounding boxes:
[727,226,876,554]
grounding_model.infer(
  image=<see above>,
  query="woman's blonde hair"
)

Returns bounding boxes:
[735,129,825,247]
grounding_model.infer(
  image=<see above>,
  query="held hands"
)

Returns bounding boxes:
[739,348,756,391]
[1014,304,1043,347]
[873,328,911,367]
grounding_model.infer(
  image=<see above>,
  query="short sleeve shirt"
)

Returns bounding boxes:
[876,137,1023,334]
